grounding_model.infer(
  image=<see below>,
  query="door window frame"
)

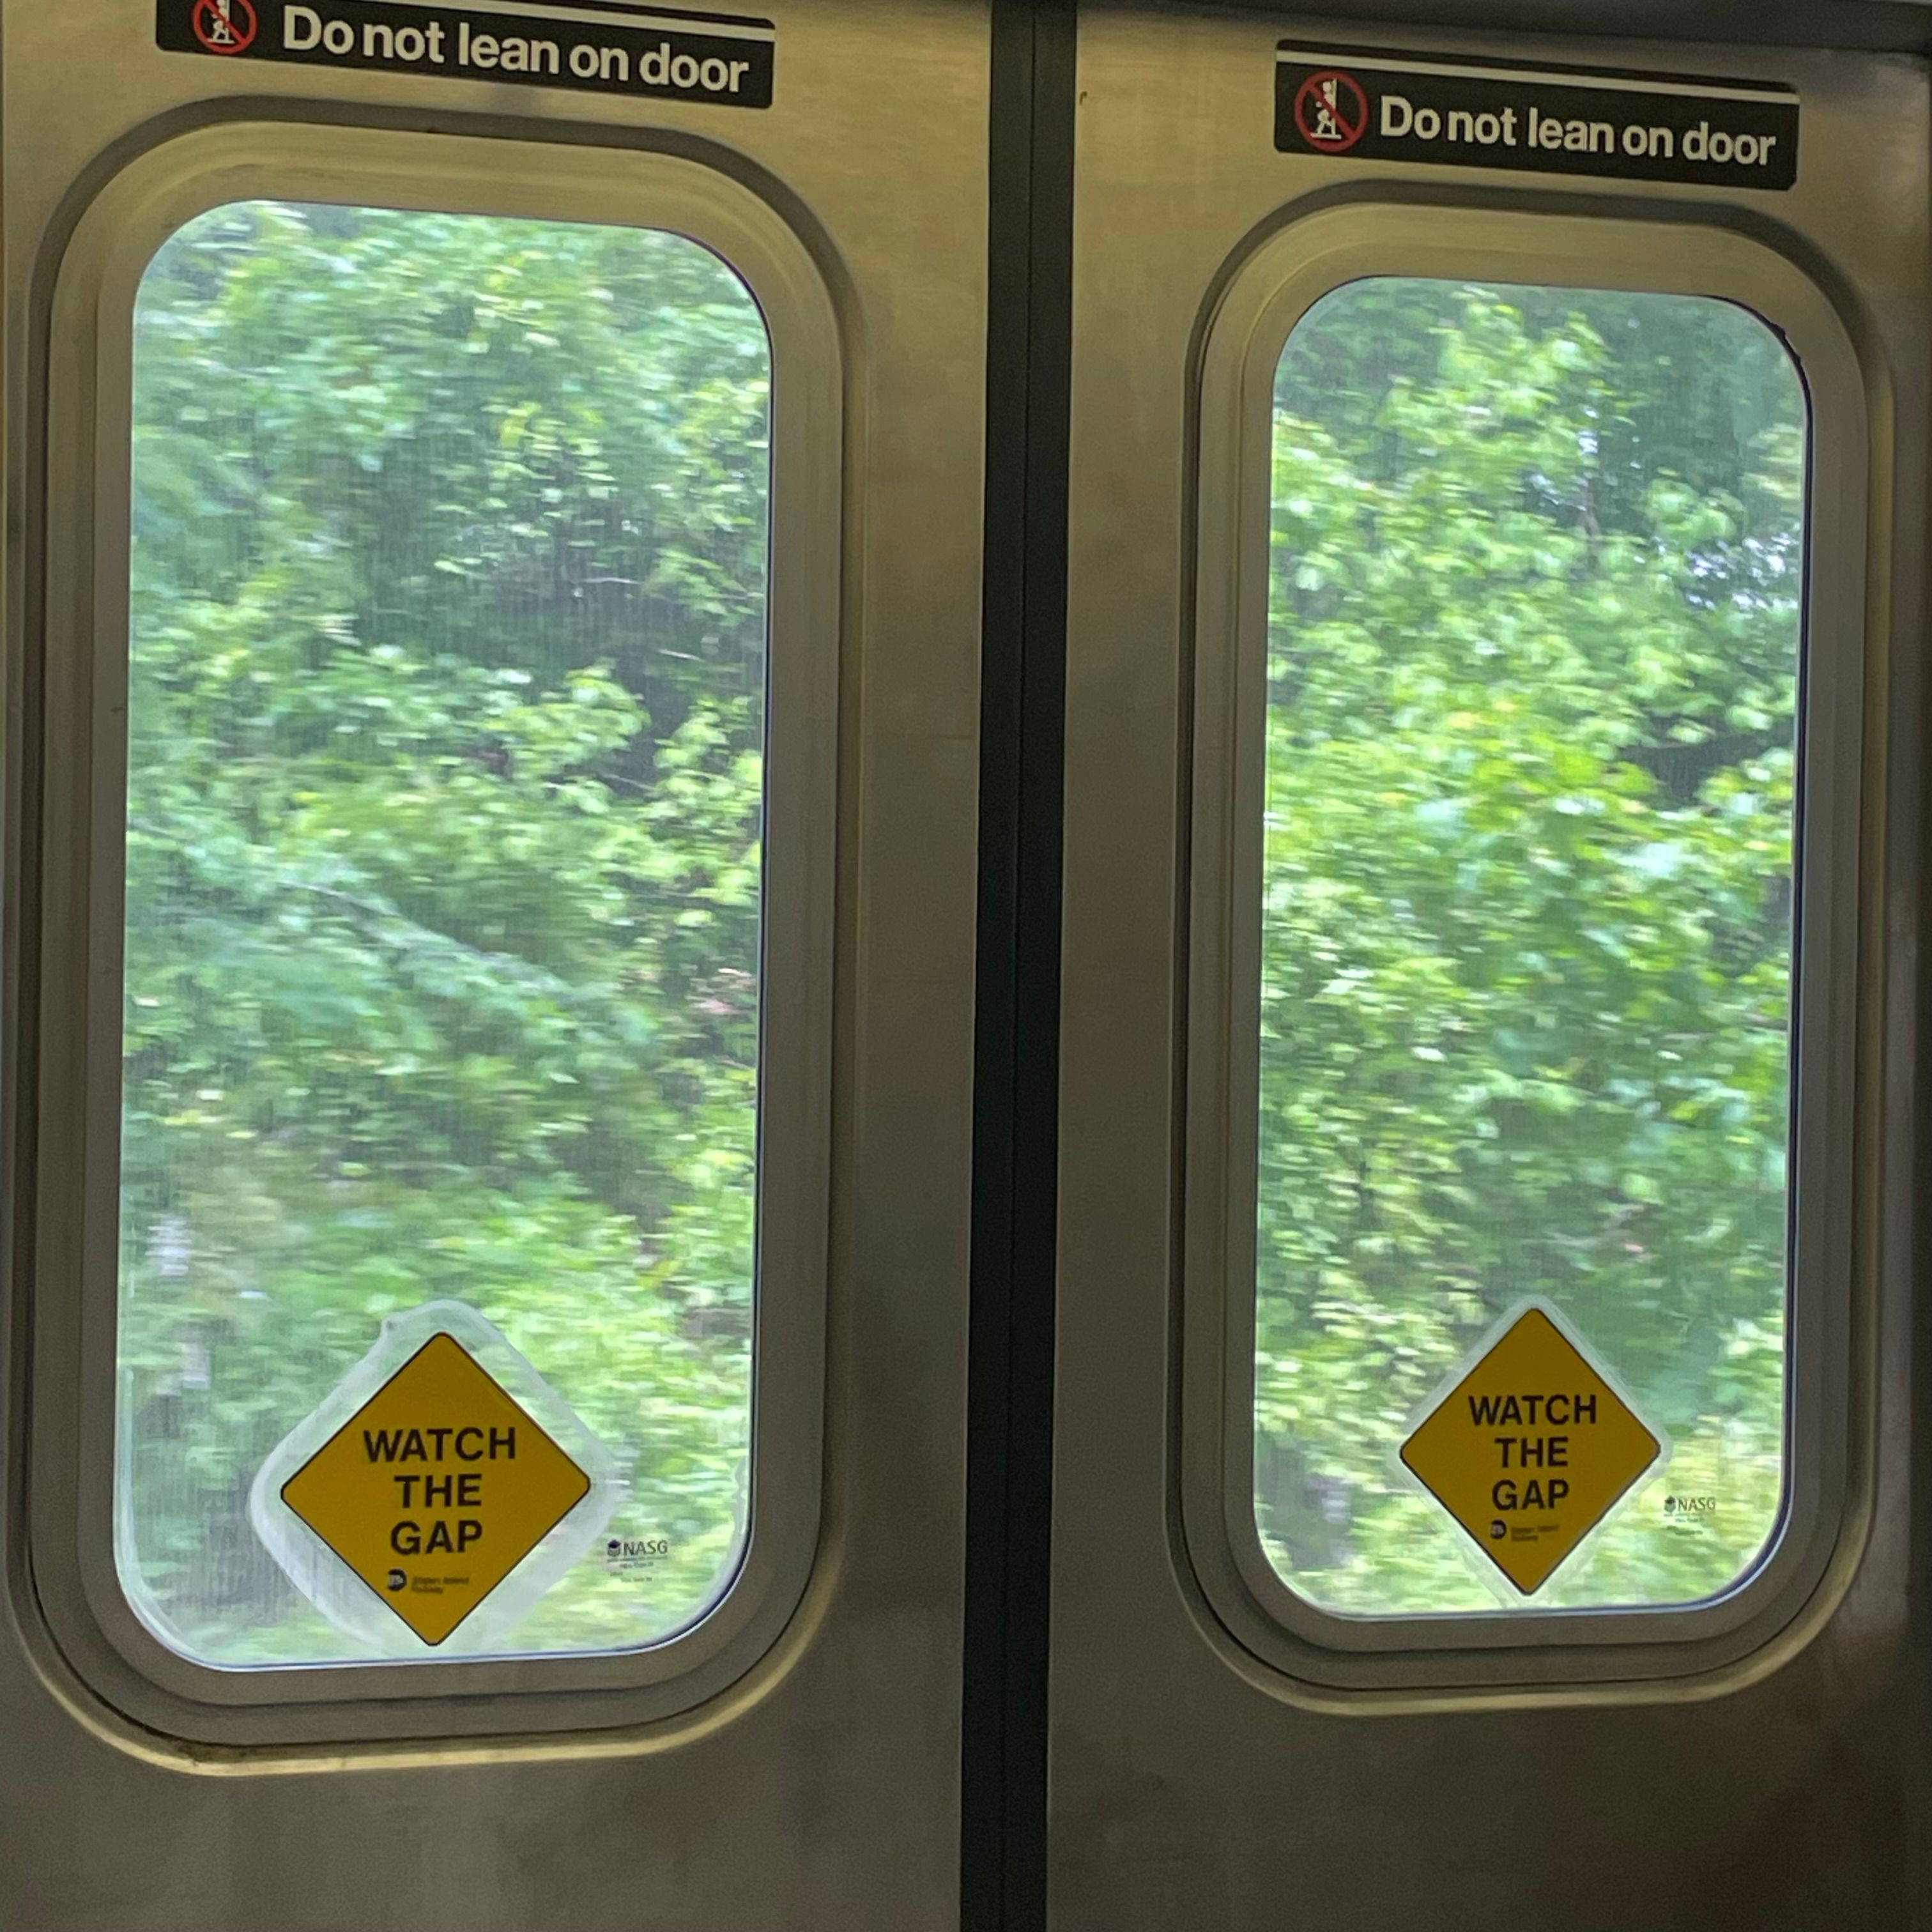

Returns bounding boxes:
[20,118,841,1747]
[1180,198,1874,1696]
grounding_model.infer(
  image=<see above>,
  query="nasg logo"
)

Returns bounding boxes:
[604,1536,671,1572]
[1664,1495,1718,1519]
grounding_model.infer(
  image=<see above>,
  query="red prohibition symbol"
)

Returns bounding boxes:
[1294,69,1368,153]
[191,0,257,53]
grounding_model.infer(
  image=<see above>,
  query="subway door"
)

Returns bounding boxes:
[1057,12,1929,1929]
[0,1,987,1927]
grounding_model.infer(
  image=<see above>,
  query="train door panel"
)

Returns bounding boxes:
[1055,13,1928,1926]
[1,3,988,1926]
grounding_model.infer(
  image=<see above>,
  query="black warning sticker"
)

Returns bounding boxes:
[157,0,774,107]
[1276,45,1797,190]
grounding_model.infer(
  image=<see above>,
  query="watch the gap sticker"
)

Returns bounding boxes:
[1276,45,1797,190]
[158,0,774,107]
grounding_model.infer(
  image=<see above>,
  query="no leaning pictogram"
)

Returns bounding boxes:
[1294,69,1368,153]
[191,0,256,51]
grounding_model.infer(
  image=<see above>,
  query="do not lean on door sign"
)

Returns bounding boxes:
[1274,44,1800,190]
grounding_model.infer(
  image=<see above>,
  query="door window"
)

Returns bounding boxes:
[117,201,772,1665]
[1254,279,1806,1614]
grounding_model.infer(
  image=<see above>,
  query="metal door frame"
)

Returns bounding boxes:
[1182,203,1871,1692]
[20,119,839,1745]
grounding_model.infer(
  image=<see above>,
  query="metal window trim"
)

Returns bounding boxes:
[1179,195,1876,1698]
[19,118,841,1749]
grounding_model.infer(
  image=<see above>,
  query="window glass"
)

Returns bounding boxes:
[116,201,770,1664]
[1256,280,1805,1613]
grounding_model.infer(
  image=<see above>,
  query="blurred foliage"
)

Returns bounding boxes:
[119,202,769,1660]
[1257,281,1804,1610]
[119,220,1806,1652]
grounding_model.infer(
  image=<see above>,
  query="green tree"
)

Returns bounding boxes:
[119,222,1807,1650]
[1255,282,1802,1611]
[119,201,770,1659]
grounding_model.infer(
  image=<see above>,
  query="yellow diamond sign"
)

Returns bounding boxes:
[1399,1303,1662,1595]
[279,1331,592,1646]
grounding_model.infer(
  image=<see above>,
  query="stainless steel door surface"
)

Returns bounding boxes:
[0,1,990,1925]
[1055,11,1930,1926]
